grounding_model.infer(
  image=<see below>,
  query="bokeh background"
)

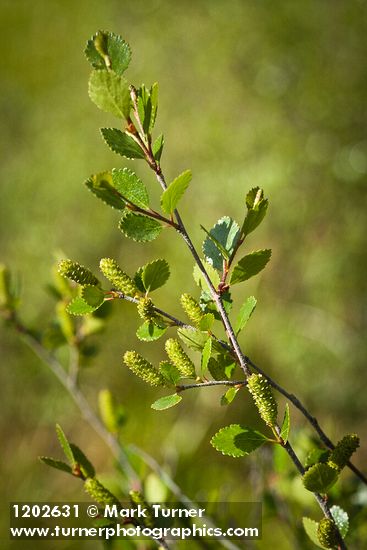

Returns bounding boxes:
[1,0,366,548]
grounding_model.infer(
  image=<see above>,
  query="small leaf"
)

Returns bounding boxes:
[178,328,221,353]
[199,313,215,331]
[66,297,97,316]
[235,296,257,335]
[230,249,272,285]
[149,82,159,131]
[330,505,349,538]
[88,69,130,119]
[101,128,145,159]
[141,259,170,292]
[112,168,149,209]
[81,286,105,308]
[151,394,182,411]
[119,212,162,242]
[161,170,192,214]
[211,424,268,458]
[69,444,95,478]
[55,424,74,466]
[242,187,269,236]
[305,449,331,468]
[85,31,131,75]
[85,171,125,210]
[201,337,212,377]
[280,403,290,443]
[203,217,241,270]
[136,321,167,341]
[302,518,325,549]
[39,457,72,475]
[152,133,164,161]
[159,361,182,385]
[221,387,240,406]
[303,463,339,493]
[193,262,221,290]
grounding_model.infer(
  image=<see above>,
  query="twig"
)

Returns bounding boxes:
[176,380,246,392]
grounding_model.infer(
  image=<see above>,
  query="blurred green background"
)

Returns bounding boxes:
[1,0,366,548]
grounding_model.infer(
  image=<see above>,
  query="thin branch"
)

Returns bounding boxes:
[176,380,246,392]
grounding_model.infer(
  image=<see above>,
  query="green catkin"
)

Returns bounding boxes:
[317,518,339,549]
[99,258,137,296]
[247,373,278,427]
[129,490,154,528]
[328,434,360,471]
[58,260,99,286]
[123,351,165,387]
[180,293,204,327]
[137,297,157,322]
[84,478,121,507]
[165,338,196,379]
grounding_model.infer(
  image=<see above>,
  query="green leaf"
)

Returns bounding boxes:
[152,133,164,161]
[112,168,149,209]
[136,322,167,342]
[280,403,290,443]
[303,463,339,493]
[202,217,241,271]
[151,393,182,411]
[193,261,221,290]
[230,249,272,285]
[150,82,159,130]
[39,457,72,475]
[161,170,192,214]
[330,505,349,538]
[305,449,331,468]
[101,128,145,159]
[55,424,74,466]
[221,387,240,406]
[159,361,181,385]
[66,297,97,316]
[85,171,125,210]
[85,31,131,75]
[141,259,170,292]
[119,212,162,242]
[242,187,269,236]
[81,286,105,308]
[199,313,215,331]
[235,296,257,335]
[177,328,221,353]
[211,424,268,458]
[88,69,130,119]
[302,518,325,549]
[201,337,212,377]
[69,444,95,478]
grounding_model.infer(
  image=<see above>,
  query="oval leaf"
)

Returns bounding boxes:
[101,128,145,159]
[203,217,241,271]
[141,259,170,292]
[211,424,268,458]
[151,394,182,411]
[161,169,192,214]
[55,424,74,466]
[330,505,349,538]
[88,69,130,119]
[220,387,240,406]
[230,249,272,285]
[66,296,97,316]
[235,296,257,335]
[200,337,212,377]
[280,403,290,443]
[39,457,72,475]
[302,463,339,493]
[85,171,125,210]
[112,168,149,209]
[136,322,167,342]
[85,31,131,75]
[81,286,105,308]
[302,518,325,549]
[119,212,162,242]
[159,362,182,385]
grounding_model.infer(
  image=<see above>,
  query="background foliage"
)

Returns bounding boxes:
[1,1,366,548]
